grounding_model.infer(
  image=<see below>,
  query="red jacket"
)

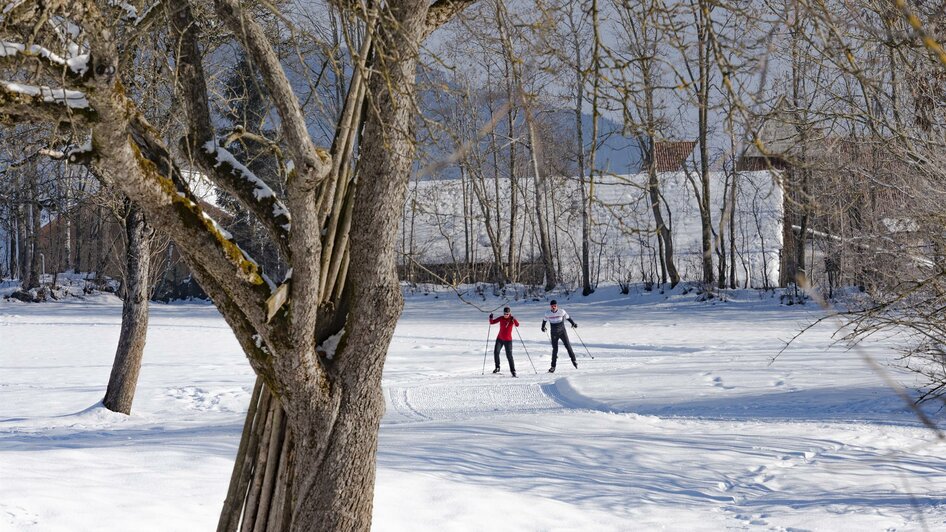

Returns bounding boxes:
[489,315,519,341]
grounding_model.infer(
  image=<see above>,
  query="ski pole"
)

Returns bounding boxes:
[515,327,538,374]
[572,328,595,359]
[482,323,492,375]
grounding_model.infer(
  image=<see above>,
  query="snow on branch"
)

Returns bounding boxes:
[2,81,89,108]
[0,40,90,80]
[0,80,96,125]
[201,139,293,248]
[107,0,161,26]
[39,137,94,165]
[108,0,139,20]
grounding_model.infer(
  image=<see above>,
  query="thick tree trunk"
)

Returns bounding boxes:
[212,0,428,529]
[103,201,152,414]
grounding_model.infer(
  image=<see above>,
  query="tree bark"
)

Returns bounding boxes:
[103,200,152,414]
[697,0,714,287]
[207,0,430,528]
[24,171,41,289]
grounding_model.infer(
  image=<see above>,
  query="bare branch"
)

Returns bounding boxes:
[212,0,331,189]
[212,0,333,351]
[169,1,293,261]
[892,0,946,67]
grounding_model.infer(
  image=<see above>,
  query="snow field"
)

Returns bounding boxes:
[2,286,946,530]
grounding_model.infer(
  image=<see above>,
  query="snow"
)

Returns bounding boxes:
[2,286,946,530]
[0,81,89,109]
[320,328,345,359]
[200,141,291,232]
[202,141,278,202]
[0,41,89,76]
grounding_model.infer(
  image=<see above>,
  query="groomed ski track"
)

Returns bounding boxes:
[384,376,611,424]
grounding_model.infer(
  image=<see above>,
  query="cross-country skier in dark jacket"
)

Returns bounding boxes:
[489,306,519,377]
[541,300,578,373]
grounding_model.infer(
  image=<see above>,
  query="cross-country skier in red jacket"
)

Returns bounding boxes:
[489,306,519,377]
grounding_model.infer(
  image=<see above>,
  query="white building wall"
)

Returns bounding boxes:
[401,170,783,287]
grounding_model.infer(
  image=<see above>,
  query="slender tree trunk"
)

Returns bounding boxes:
[60,170,72,274]
[25,174,41,289]
[74,201,83,274]
[527,119,557,291]
[103,200,152,414]
[717,173,730,289]
[15,195,28,284]
[94,204,105,283]
[791,5,809,287]
[461,164,471,271]
[469,166,509,285]
[572,6,590,295]
[507,107,517,282]
[497,7,518,285]
[656,229,667,284]
[647,164,679,288]
[641,131,679,288]
[729,171,737,289]
[698,0,714,286]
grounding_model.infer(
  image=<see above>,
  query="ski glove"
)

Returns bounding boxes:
[541,320,547,333]
[569,319,578,329]
[489,313,494,320]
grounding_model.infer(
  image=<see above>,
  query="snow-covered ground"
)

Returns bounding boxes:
[2,285,945,531]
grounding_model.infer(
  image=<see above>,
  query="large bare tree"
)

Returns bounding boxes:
[0,0,474,529]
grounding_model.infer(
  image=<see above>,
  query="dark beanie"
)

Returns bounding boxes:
[550,300,557,305]
[503,306,510,312]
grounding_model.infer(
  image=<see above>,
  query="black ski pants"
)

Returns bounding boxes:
[493,339,516,373]
[549,328,576,367]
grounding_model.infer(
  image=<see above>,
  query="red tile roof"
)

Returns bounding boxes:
[646,141,696,172]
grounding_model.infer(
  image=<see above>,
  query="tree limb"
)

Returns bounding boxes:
[0,80,97,126]
[424,0,477,37]
[212,0,331,190]
[212,0,331,358]
[0,41,92,84]
[169,2,293,261]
